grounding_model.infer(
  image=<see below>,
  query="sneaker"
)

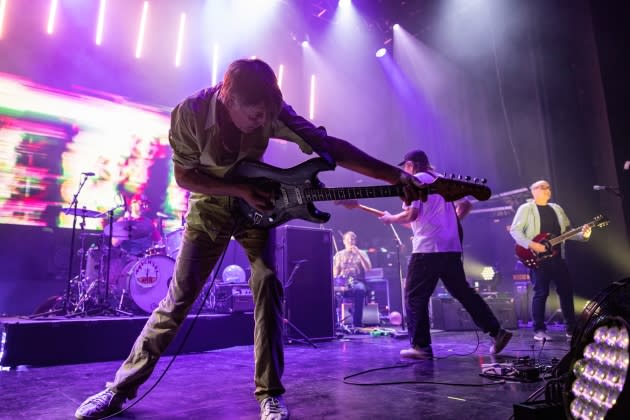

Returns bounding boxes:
[75,389,126,420]
[490,329,513,354]
[533,330,553,341]
[260,396,289,420]
[399,345,434,360]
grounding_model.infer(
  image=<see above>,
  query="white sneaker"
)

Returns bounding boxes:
[260,396,289,420]
[75,389,126,420]
[533,330,553,341]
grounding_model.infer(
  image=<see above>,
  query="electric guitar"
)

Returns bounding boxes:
[515,214,609,268]
[228,158,491,229]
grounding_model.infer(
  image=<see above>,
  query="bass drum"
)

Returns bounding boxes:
[119,255,175,314]
[165,228,184,259]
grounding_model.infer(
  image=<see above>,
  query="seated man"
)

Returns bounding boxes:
[333,231,372,327]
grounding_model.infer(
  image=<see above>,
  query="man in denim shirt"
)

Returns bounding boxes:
[75,58,427,420]
[510,180,591,341]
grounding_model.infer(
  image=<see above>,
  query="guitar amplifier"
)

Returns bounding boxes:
[430,297,517,330]
[214,284,254,313]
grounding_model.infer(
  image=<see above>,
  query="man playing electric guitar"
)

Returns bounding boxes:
[510,180,592,342]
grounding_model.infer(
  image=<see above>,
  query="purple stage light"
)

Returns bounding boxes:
[375,48,387,58]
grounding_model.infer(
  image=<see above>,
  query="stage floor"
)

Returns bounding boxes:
[0,327,572,419]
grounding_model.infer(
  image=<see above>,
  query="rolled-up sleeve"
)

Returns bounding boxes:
[169,101,200,169]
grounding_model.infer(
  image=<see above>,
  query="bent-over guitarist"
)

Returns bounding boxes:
[509,179,592,342]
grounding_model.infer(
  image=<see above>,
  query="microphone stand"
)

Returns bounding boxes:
[388,224,407,334]
[62,174,91,315]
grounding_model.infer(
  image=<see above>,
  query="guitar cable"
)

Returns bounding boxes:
[98,220,242,419]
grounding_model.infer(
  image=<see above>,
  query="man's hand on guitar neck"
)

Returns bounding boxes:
[399,171,428,204]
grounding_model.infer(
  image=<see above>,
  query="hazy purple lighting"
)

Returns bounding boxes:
[376,48,387,58]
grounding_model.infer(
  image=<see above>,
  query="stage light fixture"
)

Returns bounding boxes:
[563,278,630,419]
[301,40,309,48]
[393,23,400,30]
[375,47,387,58]
[338,0,351,8]
[481,266,496,281]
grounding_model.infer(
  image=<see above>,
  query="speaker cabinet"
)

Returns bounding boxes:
[365,279,390,314]
[272,225,335,340]
[430,297,517,331]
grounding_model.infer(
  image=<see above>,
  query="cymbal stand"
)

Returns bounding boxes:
[62,173,91,315]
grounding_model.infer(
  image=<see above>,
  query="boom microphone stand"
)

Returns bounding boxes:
[388,224,408,335]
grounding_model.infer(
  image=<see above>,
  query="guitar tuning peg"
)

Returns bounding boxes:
[473,177,480,183]
[465,175,471,181]
[458,174,463,180]
[481,178,487,184]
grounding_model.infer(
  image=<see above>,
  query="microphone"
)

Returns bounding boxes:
[292,259,308,264]
[593,185,619,191]
[81,171,95,176]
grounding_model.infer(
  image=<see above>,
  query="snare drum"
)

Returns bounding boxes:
[118,255,175,314]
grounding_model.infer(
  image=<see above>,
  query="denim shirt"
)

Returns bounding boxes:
[509,200,585,259]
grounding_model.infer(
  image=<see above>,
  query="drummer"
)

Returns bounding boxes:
[109,194,161,256]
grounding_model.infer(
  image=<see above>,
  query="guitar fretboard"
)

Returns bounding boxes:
[304,185,404,202]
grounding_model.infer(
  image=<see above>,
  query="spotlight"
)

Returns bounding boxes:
[481,266,496,281]
[564,278,630,419]
[393,23,400,30]
[375,47,387,58]
[301,40,309,48]
[338,0,351,8]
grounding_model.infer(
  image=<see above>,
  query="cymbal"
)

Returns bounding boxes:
[104,218,153,239]
[61,207,105,218]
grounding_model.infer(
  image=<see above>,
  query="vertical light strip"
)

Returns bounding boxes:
[277,64,284,89]
[174,12,186,67]
[211,43,219,86]
[309,74,316,120]
[0,0,7,40]
[46,0,58,35]
[95,0,106,45]
[135,1,149,59]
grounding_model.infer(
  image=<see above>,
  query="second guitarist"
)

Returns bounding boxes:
[509,180,592,342]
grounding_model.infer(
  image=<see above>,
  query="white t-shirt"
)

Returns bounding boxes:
[404,172,462,254]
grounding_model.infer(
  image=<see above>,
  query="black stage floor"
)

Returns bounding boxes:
[0,327,572,419]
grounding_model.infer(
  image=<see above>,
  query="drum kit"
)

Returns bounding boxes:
[52,208,186,317]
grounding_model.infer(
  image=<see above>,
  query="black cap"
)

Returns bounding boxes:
[398,150,429,167]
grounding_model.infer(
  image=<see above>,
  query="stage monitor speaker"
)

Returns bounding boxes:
[365,278,390,314]
[272,225,335,340]
[430,297,517,331]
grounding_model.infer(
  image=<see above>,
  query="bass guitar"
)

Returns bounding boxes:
[515,214,609,268]
[228,158,491,229]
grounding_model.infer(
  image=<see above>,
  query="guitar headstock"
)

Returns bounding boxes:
[592,214,610,228]
[430,175,492,202]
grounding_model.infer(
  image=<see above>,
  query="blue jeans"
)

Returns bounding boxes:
[406,252,501,348]
[530,256,576,333]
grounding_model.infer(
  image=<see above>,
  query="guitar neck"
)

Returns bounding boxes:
[305,185,404,202]
[548,223,589,246]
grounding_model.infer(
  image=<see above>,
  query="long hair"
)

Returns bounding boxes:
[218,58,283,120]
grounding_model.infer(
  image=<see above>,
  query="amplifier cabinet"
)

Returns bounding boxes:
[214,284,254,313]
[430,297,517,331]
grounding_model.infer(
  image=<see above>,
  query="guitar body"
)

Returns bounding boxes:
[230,158,336,229]
[515,232,558,269]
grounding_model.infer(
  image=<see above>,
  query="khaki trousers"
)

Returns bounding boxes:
[107,198,285,402]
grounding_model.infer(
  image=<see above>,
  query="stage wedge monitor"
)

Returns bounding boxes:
[272,225,335,341]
